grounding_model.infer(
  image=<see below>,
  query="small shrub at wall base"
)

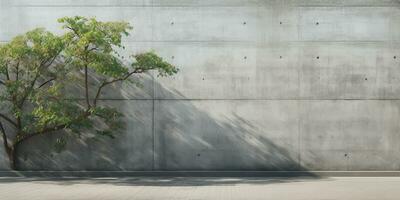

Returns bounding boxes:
[0,16,178,170]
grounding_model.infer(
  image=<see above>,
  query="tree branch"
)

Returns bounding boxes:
[84,65,91,108]
[0,113,17,128]
[18,52,61,108]
[16,124,67,146]
[15,61,20,81]
[0,121,10,152]
[88,47,98,52]
[93,68,142,106]
[15,111,91,146]
[37,78,55,88]
[4,65,10,81]
[65,26,80,37]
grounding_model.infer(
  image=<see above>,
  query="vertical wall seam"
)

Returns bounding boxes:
[150,0,155,171]
[297,101,301,169]
[296,6,302,169]
[152,82,155,171]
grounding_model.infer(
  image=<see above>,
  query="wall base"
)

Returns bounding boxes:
[1,171,400,177]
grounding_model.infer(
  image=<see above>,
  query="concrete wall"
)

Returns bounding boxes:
[1,0,400,171]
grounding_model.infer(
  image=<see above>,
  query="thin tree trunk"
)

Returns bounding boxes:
[0,122,16,170]
[6,146,16,170]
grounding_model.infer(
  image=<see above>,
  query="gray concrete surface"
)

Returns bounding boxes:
[0,177,399,200]
[1,0,400,171]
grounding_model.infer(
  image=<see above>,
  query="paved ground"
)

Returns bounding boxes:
[0,177,399,200]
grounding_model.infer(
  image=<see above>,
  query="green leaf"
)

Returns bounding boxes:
[132,51,179,76]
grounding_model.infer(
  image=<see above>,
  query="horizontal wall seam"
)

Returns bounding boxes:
[9,5,400,8]
[2,40,399,44]
[46,98,400,101]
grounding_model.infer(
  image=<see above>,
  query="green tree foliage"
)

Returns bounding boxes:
[0,16,178,170]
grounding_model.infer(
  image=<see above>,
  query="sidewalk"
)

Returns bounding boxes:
[0,177,398,200]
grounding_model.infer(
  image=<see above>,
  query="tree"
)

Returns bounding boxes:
[0,16,178,170]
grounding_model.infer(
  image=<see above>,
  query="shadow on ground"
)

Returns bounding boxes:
[0,176,327,186]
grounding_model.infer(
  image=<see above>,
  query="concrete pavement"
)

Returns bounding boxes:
[0,177,399,200]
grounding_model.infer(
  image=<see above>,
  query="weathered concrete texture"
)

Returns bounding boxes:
[154,42,400,99]
[300,100,400,170]
[1,0,400,171]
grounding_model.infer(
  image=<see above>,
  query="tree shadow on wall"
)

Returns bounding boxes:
[0,73,315,177]
[154,99,303,171]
